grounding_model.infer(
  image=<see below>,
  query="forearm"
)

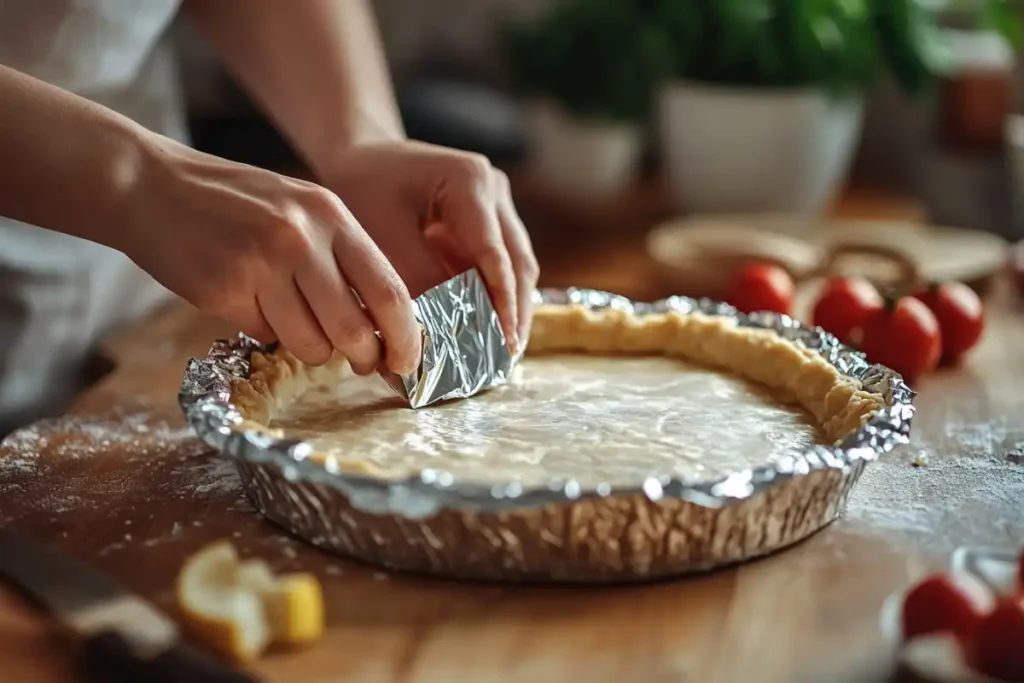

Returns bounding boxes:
[0,65,149,249]
[185,0,405,178]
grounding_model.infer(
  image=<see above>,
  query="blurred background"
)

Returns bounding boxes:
[172,0,1024,303]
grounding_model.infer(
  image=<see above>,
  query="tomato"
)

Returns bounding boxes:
[913,282,985,365]
[724,262,795,316]
[811,276,883,345]
[1018,548,1024,594]
[860,296,942,383]
[902,574,986,643]
[968,598,1024,682]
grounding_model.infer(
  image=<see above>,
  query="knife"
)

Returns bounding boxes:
[0,530,260,683]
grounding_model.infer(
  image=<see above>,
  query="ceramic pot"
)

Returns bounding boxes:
[657,82,864,215]
[525,100,643,199]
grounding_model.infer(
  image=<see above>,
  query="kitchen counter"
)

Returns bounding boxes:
[1,196,1022,682]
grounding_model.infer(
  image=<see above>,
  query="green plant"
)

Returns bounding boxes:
[500,0,672,123]
[970,0,1024,48]
[502,0,1023,119]
[650,0,1023,95]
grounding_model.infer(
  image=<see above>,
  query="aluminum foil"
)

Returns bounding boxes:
[179,288,915,517]
[178,289,916,580]
[379,268,520,409]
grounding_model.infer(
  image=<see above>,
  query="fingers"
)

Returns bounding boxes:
[332,222,422,376]
[218,295,276,344]
[256,276,333,366]
[381,219,452,298]
[442,161,520,353]
[423,221,472,277]
[294,258,381,375]
[495,172,540,346]
[237,309,276,345]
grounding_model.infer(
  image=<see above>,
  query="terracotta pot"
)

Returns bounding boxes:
[939,71,1013,152]
[938,29,1014,154]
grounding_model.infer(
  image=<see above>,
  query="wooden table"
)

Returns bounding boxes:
[1,203,1023,683]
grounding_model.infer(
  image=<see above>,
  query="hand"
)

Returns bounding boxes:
[117,135,421,375]
[322,141,540,351]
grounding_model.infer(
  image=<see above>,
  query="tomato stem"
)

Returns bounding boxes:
[880,292,900,315]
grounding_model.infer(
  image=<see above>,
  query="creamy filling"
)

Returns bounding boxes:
[269,355,826,487]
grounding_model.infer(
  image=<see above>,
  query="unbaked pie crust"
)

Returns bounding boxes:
[230,306,885,486]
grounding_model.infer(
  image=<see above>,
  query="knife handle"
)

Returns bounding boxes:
[79,631,261,683]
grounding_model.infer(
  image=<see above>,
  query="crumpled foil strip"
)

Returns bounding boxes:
[379,268,520,409]
[178,289,916,581]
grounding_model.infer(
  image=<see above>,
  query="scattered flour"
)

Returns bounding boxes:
[0,407,244,523]
[142,521,185,548]
[0,452,39,475]
[845,449,1024,553]
[178,456,242,497]
[99,541,127,557]
[943,416,1012,459]
[1,410,196,476]
[0,410,302,563]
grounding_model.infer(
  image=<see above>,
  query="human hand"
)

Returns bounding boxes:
[117,135,421,375]
[322,141,540,352]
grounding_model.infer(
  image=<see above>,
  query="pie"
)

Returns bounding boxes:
[230,305,885,488]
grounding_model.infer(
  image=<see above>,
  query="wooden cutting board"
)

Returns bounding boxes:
[1,292,1023,683]
[646,215,1010,299]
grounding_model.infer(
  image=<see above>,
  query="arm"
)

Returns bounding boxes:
[0,64,148,248]
[185,0,540,350]
[0,64,422,373]
[183,0,405,176]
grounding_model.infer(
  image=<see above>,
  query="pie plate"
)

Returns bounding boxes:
[178,289,915,582]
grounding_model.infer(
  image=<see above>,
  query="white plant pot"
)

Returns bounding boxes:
[657,83,864,215]
[525,100,643,199]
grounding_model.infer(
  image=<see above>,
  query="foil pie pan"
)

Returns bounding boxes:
[178,289,916,582]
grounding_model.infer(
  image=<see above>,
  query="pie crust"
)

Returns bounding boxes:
[229,305,885,485]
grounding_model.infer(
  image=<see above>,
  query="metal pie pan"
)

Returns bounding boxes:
[178,289,915,582]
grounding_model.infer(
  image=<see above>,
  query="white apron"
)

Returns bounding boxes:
[0,0,184,433]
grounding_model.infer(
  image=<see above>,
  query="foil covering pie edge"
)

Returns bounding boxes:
[177,289,916,582]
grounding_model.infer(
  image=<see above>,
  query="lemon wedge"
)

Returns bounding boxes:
[175,541,271,662]
[175,541,324,661]
[236,559,325,645]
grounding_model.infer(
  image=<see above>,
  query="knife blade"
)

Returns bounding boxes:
[0,530,260,683]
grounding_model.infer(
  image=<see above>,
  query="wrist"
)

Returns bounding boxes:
[306,115,405,183]
[94,121,162,254]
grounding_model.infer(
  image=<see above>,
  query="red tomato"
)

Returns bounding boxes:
[811,276,883,345]
[968,598,1024,682]
[724,263,795,316]
[913,282,985,365]
[902,574,985,643]
[860,296,942,383]
[1018,548,1024,594]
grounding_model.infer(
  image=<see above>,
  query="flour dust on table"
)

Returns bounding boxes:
[0,406,244,524]
[844,450,1024,554]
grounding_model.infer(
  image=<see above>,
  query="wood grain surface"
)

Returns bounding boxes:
[1,189,1023,683]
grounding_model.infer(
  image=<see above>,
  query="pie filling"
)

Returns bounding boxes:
[266,355,825,487]
[232,307,885,488]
